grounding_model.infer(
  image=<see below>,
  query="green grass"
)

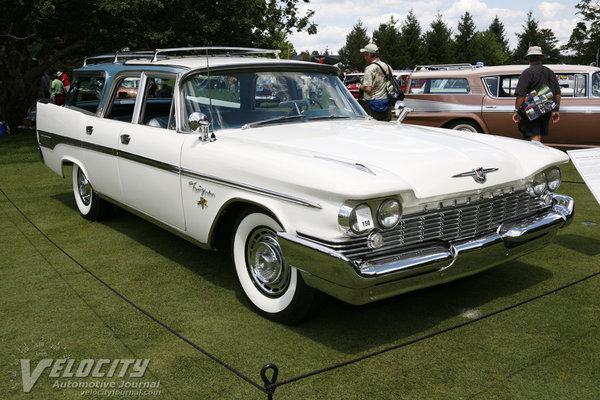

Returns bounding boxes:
[1,129,599,399]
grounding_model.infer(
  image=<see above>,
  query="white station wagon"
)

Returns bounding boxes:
[37,47,574,323]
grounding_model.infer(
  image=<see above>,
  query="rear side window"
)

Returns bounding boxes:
[593,72,600,97]
[557,73,587,97]
[64,75,105,115]
[498,76,519,97]
[105,77,140,122]
[409,78,470,94]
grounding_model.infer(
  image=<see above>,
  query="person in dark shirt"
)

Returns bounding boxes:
[512,46,561,142]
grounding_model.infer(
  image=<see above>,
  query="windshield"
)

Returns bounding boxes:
[180,70,366,131]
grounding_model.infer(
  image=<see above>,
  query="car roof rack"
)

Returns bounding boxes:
[83,51,155,66]
[82,47,281,66]
[151,47,281,62]
[413,63,481,71]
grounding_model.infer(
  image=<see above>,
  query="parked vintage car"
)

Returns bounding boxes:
[402,63,600,146]
[37,48,574,323]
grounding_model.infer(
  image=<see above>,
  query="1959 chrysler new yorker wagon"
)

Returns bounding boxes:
[37,47,574,323]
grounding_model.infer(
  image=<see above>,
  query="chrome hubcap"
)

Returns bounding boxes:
[246,227,290,297]
[77,169,92,206]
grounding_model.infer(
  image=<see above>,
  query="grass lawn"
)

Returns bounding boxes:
[1,129,599,399]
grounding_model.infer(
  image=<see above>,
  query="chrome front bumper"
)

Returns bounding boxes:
[278,194,574,305]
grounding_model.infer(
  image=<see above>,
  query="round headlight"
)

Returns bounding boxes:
[350,204,374,234]
[545,167,561,192]
[532,172,547,195]
[377,199,401,229]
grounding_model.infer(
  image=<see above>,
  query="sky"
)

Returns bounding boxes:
[289,0,583,55]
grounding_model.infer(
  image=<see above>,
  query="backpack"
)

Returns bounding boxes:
[374,62,405,104]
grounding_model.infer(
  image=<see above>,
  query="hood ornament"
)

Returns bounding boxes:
[452,167,498,183]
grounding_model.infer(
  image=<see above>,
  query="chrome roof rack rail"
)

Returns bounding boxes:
[150,47,281,62]
[83,51,154,66]
[414,63,479,71]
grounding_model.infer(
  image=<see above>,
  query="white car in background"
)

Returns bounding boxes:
[37,47,574,323]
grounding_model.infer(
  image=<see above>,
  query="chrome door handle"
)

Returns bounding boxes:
[120,134,131,145]
[86,126,94,135]
[483,106,497,109]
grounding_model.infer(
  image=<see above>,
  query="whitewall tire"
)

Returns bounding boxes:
[72,164,106,220]
[232,211,321,324]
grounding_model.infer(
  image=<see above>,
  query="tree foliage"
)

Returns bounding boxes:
[454,12,476,63]
[398,10,423,69]
[372,17,403,69]
[513,11,561,63]
[565,0,600,64]
[488,15,510,55]
[0,0,317,128]
[423,13,453,64]
[338,20,370,70]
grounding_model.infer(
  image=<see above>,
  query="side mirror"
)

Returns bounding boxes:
[188,112,210,141]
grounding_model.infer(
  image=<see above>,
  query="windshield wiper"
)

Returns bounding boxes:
[306,115,355,121]
[241,115,306,129]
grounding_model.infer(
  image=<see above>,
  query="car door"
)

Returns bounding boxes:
[38,73,122,200]
[116,73,186,230]
[480,74,522,139]
[552,72,600,145]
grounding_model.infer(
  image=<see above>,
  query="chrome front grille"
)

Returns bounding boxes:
[300,190,548,262]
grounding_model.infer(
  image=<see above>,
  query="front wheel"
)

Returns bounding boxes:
[232,211,322,324]
[72,164,108,220]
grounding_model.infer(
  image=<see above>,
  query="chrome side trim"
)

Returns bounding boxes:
[180,168,322,209]
[118,150,180,174]
[38,130,321,209]
[403,99,481,113]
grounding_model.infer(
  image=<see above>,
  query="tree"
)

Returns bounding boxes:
[454,12,476,63]
[372,17,403,69]
[488,15,511,60]
[398,10,423,69]
[0,0,317,130]
[513,11,560,63]
[565,1,600,64]
[338,20,370,70]
[471,31,509,66]
[423,13,453,64]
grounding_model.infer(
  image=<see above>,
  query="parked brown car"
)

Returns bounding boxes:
[403,64,600,146]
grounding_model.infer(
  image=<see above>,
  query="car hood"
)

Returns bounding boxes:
[213,119,569,200]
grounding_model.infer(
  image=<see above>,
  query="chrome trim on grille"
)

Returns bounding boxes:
[299,190,547,262]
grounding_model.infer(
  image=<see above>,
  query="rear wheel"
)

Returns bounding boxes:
[72,164,108,220]
[447,120,481,132]
[232,211,322,324]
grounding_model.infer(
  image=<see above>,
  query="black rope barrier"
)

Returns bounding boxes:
[0,188,268,395]
[2,186,599,399]
[266,269,600,390]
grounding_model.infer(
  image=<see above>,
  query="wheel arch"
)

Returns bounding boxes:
[442,117,488,133]
[209,198,282,251]
[59,157,82,178]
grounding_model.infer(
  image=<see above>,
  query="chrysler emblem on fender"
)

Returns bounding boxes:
[452,167,499,183]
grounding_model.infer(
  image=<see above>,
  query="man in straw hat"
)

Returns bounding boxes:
[512,46,561,142]
[357,43,394,121]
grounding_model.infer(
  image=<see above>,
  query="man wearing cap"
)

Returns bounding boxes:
[358,43,393,121]
[512,46,561,142]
